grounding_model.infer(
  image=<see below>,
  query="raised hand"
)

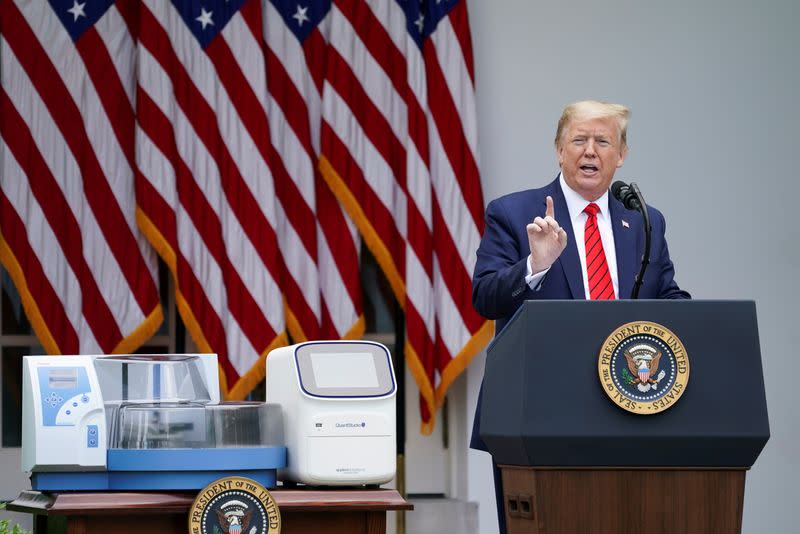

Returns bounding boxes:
[527,195,568,274]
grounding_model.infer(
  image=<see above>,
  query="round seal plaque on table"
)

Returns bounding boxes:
[189,476,281,534]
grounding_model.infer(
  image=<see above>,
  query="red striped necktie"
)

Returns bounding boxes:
[583,203,616,300]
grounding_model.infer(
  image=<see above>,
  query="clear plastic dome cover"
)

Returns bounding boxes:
[92,355,283,450]
[110,401,284,449]
[94,355,211,404]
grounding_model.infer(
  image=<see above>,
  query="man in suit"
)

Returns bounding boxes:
[471,100,690,533]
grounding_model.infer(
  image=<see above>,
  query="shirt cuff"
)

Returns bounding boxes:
[524,254,549,290]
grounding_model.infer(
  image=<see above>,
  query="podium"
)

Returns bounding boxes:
[480,300,769,534]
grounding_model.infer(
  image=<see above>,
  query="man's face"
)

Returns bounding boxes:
[557,116,627,201]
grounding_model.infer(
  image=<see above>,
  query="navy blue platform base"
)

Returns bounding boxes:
[31,447,286,491]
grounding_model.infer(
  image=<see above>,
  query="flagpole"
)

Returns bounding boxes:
[394,300,406,534]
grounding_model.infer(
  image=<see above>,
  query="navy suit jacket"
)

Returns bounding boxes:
[470,177,690,450]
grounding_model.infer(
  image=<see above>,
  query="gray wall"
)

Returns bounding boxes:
[465,0,800,532]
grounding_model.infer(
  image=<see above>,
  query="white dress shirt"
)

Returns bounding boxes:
[524,174,619,299]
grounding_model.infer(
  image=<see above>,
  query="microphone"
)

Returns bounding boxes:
[610,180,651,299]
[611,181,641,210]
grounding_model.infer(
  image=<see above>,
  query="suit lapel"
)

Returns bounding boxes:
[610,196,638,300]
[550,181,584,299]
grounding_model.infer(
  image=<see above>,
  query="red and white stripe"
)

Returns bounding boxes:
[134,0,286,397]
[263,1,363,341]
[0,0,161,355]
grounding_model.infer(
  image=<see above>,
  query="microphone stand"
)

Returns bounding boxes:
[629,183,651,299]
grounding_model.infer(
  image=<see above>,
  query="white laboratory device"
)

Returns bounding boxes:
[265,341,396,486]
[21,354,286,491]
[22,353,220,474]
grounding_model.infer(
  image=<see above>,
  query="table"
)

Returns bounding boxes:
[8,488,412,534]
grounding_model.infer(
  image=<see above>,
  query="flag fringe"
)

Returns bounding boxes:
[434,319,493,409]
[0,232,61,354]
[405,341,437,435]
[226,332,288,400]
[111,305,164,355]
[0,230,163,356]
[343,314,366,340]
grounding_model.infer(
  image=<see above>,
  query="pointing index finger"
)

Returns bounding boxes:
[545,195,555,219]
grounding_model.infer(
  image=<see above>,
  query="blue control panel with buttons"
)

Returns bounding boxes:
[37,367,92,427]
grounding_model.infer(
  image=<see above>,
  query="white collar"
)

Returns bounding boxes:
[558,173,610,222]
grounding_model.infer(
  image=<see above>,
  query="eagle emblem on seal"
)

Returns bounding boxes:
[623,344,667,392]
[215,499,255,534]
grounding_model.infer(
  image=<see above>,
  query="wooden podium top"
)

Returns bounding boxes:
[9,488,413,516]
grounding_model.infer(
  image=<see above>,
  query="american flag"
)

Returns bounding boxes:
[134,0,288,398]
[318,0,491,433]
[0,0,162,355]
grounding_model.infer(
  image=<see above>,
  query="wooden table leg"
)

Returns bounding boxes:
[365,511,386,534]
[66,516,87,534]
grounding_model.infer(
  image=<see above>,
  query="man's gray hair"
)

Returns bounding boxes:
[555,100,630,147]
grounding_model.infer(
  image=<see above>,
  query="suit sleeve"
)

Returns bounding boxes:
[472,198,533,319]
[652,209,691,300]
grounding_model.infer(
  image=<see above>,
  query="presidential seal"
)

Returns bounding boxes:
[598,321,689,415]
[188,476,280,534]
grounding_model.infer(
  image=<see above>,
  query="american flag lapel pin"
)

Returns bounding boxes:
[622,220,630,228]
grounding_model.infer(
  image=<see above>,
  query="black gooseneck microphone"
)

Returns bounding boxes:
[611,181,651,299]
